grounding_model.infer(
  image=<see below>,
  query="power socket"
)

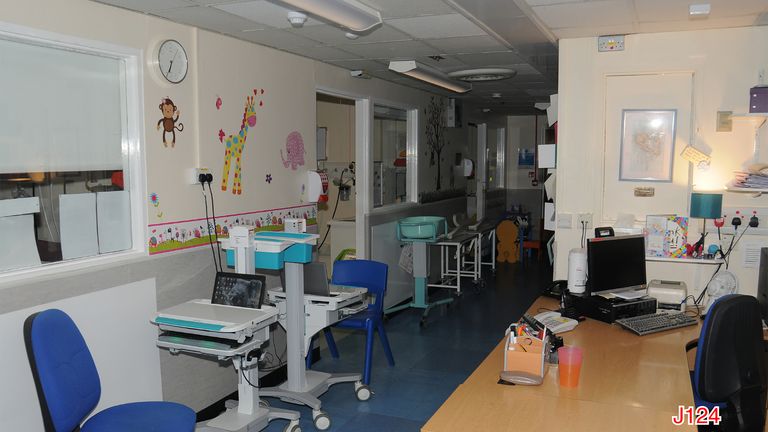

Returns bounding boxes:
[577,213,593,229]
[187,167,211,185]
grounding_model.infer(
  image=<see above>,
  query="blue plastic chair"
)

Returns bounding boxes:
[306,259,395,385]
[24,309,196,432]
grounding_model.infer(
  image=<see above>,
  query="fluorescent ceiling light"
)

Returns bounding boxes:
[388,60,471,94]
[272,0,382,32]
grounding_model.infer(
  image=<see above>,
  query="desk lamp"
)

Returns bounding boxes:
[689,192,723,256]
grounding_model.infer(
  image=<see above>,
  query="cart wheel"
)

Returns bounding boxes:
[313,410,331,430]
[355,382,372,401]
[283,420,301,432]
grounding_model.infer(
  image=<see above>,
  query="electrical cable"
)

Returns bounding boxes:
[201,184,221,273]
[317,169,346,251]
[206,182,223,272]
[240,357,260,389]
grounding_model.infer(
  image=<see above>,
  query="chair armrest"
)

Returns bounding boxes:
[685,338,699,352]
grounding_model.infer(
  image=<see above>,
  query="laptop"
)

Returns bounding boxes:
[211,272,266,309]
[280,262,357,297]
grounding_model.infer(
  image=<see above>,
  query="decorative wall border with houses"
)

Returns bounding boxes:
[148,203,317,255]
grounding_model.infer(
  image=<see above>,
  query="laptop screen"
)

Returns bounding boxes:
[280,262,329,296]
[211,272,266,309]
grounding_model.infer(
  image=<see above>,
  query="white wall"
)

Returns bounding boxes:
[0,279,160,431]
[555,26,768,298]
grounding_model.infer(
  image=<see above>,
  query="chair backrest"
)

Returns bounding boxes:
[695,294,767,431]
[332,260,388,313]
[24,309,101,432]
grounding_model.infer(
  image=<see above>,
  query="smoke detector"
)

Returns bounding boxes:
[287,11,308,28]
[448,68,516,82]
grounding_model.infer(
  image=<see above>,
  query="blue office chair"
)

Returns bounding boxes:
[306,260,395,385]
[686,295,767,432]
[24,309,196,432]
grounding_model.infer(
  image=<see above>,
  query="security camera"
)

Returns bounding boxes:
[287,11,308,28]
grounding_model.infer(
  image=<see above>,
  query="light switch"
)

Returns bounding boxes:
[557,213,573,229]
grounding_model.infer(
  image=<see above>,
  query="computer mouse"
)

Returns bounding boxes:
[499,370,543,386]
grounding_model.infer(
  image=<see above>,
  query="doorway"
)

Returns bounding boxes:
[315,93,357,272]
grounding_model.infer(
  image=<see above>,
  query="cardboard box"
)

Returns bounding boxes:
[750,86,768,113]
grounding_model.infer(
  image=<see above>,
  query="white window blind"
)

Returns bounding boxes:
[0,37,123,173]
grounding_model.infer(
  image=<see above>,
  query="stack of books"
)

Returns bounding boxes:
[731,165,768,189]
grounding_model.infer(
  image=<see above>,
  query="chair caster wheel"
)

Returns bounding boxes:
[355,381,372,401]
[312,410,331,430]
[283,420,301,432]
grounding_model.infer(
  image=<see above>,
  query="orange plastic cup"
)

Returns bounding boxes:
[558,346,583,387]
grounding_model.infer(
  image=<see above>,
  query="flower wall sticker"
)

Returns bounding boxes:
[216,96,222,110]
[149,192,163,219]
[265,174,273,184]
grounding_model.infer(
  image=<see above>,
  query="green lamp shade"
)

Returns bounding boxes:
[690,193,723,219]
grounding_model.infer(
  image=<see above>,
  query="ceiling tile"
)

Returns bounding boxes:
[214,1,323,29]
[152,6,265,32]
[553,23,636,39]
[636,16,760,33]
[635,0,768,22]
[387,14,488,39]
[286,23,411,46]
[340,40,439,59]
[239,28,319,47]
[424,35,506,55]
[361,0,458,19]
[532,0,636,29]
[94,0,195,12]
[453,51,527,67]
[524,0,582,5]
[281,45,359,60]
[418,55,469,70]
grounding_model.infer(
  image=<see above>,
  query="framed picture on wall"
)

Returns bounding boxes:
[619,109,677,182]
[316,127,327,161]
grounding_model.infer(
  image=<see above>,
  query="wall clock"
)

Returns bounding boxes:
[157,39,188,84]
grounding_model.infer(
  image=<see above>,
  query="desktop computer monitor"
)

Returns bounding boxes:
[587,234,647,295]
[757,248,768,322]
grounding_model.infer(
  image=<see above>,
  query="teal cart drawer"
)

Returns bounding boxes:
[284,243,312,263]
[255,251,285,270]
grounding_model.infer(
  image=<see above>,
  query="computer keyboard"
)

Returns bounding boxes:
[615,312,698,336]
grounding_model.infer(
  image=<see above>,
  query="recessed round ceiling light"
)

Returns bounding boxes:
[448,68,516,82]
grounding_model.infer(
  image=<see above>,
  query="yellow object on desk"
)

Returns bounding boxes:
[423,296,700,432]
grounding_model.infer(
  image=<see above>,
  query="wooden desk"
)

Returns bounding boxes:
[423,297,700,432]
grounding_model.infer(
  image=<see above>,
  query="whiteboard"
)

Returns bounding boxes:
[0,37,123,173]
[0,214,41,271]
[97,191,132,253]
[60,193,98,260]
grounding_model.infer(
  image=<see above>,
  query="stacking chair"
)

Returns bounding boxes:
[686,294,767,432]
[307,259,395,385]
[24,309,196,432]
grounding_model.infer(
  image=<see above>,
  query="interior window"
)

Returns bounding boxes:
[0,33,135,273]
[373,105,409,208]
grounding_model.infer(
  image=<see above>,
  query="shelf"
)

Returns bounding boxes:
[724,185,768,197]
[732,112,768,128]
[646,256,723,265]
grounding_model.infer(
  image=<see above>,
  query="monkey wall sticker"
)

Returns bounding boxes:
[221,89,264,195]
[157,97,184,148]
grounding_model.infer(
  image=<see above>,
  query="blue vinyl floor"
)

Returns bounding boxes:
[261,260,549,432]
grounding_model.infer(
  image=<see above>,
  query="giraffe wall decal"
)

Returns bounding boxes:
[221,89,264,194]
